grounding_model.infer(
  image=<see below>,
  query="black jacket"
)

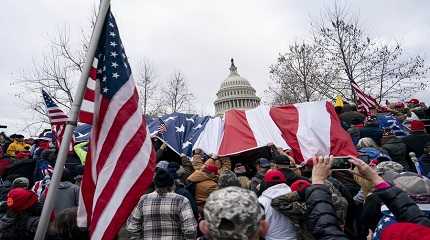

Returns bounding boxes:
[305,185,349,240]
[373,186,430,226]
[305,185,430,240]
[403,133,430,158]
[382,137,412,171]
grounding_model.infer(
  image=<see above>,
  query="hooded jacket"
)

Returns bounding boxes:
[40,181,79,215]
[186,170,218,207]
[258,183,297,240]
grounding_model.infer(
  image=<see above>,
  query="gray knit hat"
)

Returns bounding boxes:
[204,187,264,240]
[218,170,241,188]
[12,177,29,189]
[375,161,404,175]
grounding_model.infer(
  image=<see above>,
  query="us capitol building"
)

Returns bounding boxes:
[214,59,261,116]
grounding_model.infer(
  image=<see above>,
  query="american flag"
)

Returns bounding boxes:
[350,80,379,115]
[77,10,156,240]
[157,117,167,134]
[42,90,73,150]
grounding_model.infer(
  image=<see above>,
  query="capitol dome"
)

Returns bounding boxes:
[214,59,260,116]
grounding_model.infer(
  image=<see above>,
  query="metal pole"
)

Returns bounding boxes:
[34,0,111,239]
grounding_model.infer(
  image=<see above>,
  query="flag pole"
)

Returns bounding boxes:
[34,0,111,239]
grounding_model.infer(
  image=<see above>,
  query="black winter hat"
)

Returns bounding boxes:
[272,155,290,167]
[154,169,174,188]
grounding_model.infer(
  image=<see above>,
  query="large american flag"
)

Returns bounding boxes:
[42,90,72,150]
[77,10,156,240]
[350,79,379,115]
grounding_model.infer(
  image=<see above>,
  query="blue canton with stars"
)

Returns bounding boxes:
[42,90,60,109]
[148,113,212,157]
[95,10,132,99]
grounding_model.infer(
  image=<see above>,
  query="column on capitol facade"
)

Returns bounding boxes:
[214,58,261,116]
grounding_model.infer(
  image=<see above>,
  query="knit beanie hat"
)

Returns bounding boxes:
[153,169,174,188]
[7,188,38,213]
[218,170,241,188]
[12,177,30,189]
[203,164,219,175]
[381,223,430,240]
[290,179,311,192]
[156,160,169,170]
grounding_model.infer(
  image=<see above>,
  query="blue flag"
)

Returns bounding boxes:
[148,113,212,157]
[376,114,409,137]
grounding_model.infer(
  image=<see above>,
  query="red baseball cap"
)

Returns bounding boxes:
[7,188,38,213]
[407,99,420,105]
[264,169,286,184]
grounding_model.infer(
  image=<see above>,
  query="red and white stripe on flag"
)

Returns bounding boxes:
[77,10,156,240]
[350,80,379,115]
[79,60,98,124]
[195,101,357,162]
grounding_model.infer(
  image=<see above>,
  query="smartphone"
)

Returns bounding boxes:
[331,156,352,170]
[358,154,370,163]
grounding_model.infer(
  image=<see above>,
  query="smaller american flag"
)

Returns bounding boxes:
[42,90,74,150]
[158,117,167,135]
[350,80,379,115]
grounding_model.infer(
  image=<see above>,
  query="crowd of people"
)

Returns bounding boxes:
[0,98,430,240]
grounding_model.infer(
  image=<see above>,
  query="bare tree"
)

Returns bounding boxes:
[366,44,429,102]
[313,3,377,100]
[313,3,428,102]
[14,9,97,131]
[267,42,339,104]
[162,71,194,113]
[135,60,158,115]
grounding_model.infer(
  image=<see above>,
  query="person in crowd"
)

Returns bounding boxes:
[381,129,411,171]
[234,163,251,189]
[250,158,271,193]
[127,169,197,240]
[0,188,40,239]
[199,186,268,240]
[218,170,241,188]
[169,162,198,218]
[305,156,430,240]
[403,120,430,158]
[340,104,366,126]
[186,163,218,208]
[258,169,297,239]
[53,207,88,240]
[419,141,430,177]
[73,141,88,165]
[358,116,384,146]
[271,155,305,186]
[11,177,29,189]
[6,134,30,158]
[356,137,378,149]
[0,132,11,154]
[347,117,365,145]
[40,168,79,215]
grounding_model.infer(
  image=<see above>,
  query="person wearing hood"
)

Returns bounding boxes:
[258,169,297,240]
[359,117,383,146]
[186,163,218,208]
[40,168,79,215]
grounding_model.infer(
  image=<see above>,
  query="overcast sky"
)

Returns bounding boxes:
[1,0,429,135]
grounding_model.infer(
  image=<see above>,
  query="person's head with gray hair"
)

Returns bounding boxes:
[357,137,377,148]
